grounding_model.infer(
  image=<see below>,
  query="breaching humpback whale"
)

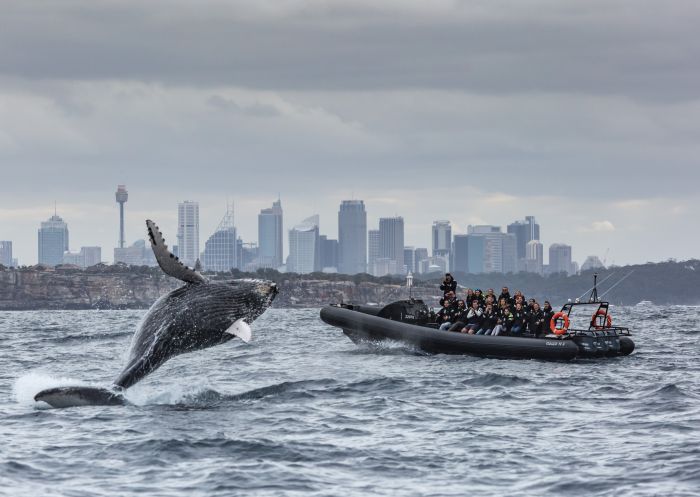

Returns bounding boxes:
[34,220,278,408]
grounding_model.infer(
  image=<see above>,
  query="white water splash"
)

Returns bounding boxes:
[13,371,90,406]
[124,379,218,406]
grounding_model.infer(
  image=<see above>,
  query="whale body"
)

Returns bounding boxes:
[34,220,277,408]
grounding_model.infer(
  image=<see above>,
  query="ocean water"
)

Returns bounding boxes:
[0,306,699,497]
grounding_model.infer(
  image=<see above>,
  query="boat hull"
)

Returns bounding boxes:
[320,306,581,360]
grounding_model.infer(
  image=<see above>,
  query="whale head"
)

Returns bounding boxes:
[217,278,279,324]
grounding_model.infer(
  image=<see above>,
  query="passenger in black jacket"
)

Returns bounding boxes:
[510,302,527,336]
[476,304,498,335]
[527,302,545,337]
[463,300,484,334]
[447,300,467,332]
[542,301,555,335]
[498,287,512,306]
[473,289,485,307]
[436,299,457,330]
[439,273,457,297]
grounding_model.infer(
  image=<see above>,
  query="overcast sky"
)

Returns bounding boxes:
[1,0,698,266]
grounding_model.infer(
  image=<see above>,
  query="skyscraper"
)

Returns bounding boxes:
[202,207,237,272]
[549,243,574,275]
[63,246,101,268]
[379,216,404,274]
[414,247,429,274]
[507,216,540,262]
[115,185,128,249]
[287,215,320,274]
[114,240,157,266]
[452,234,469,274]
[368,229,380,269]
[403,246,416,274]
[258,199,284,269]
[0,241,12,267]
[177,201,200,268]
[338,200,367,275]
[525,240,544,274]
[319,235,339,271]
[432,220,452,257]
[38,214,69,266]
[465,225,517,274]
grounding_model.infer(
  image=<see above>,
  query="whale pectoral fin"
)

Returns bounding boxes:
[225,319,252,343]
[146,219,206,284]
[34,386,126,408]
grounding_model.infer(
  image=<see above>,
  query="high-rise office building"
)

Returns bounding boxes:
[507,216,540,263]
[465,225,517,274]
[115,185,128,249]
[403,246,416,274]
[114,240,157,266]
[549,243,574,275]
[414,248,429,274]
[0,241,12,267]
[258,199,283,269]
[319,235,339,271]
[451,234,469,274]
[202,208,237,272]
[525,240,544,275]
[63,246,101,268]
[239,241,259,272]
[432,220,452,257]
[177,201,199,268]
[368,229,380,269]
[379,216,404,274]
[338,200,367,275]
[82,246,102,267]
[370,258,399,277]
[287,215,320,274]
[38,214,69,266]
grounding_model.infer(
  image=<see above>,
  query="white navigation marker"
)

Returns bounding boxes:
[225,319,252,343]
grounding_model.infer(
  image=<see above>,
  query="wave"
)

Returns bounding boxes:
[462,373,532,387]
[349,339,425,356]
[127,376,408,407]
[45,331,133,344]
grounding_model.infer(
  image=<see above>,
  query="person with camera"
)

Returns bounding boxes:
[439,273,457,297]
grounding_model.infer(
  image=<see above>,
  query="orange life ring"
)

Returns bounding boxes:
[591,309,612,330]
[550,312,570,335]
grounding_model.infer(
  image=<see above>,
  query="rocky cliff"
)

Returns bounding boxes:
[0,266,437,310]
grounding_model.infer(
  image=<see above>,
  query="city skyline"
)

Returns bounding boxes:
[3,191,613,276]
[0,191,685,270]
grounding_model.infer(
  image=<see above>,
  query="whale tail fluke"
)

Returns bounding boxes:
[34,386,127,408]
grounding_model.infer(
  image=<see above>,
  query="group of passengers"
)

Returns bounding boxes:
[435,273,555,337]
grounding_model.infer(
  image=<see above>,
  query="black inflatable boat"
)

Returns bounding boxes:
[320,299,635,360]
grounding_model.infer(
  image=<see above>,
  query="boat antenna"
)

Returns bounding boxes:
[577,270,617,300]
[599,270,635,300]
[588,273,599,302]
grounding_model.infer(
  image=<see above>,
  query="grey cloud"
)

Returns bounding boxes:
[0,1,698,100]
[207,95,281,117]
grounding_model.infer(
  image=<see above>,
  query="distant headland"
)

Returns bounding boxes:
[0,259,698,311]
